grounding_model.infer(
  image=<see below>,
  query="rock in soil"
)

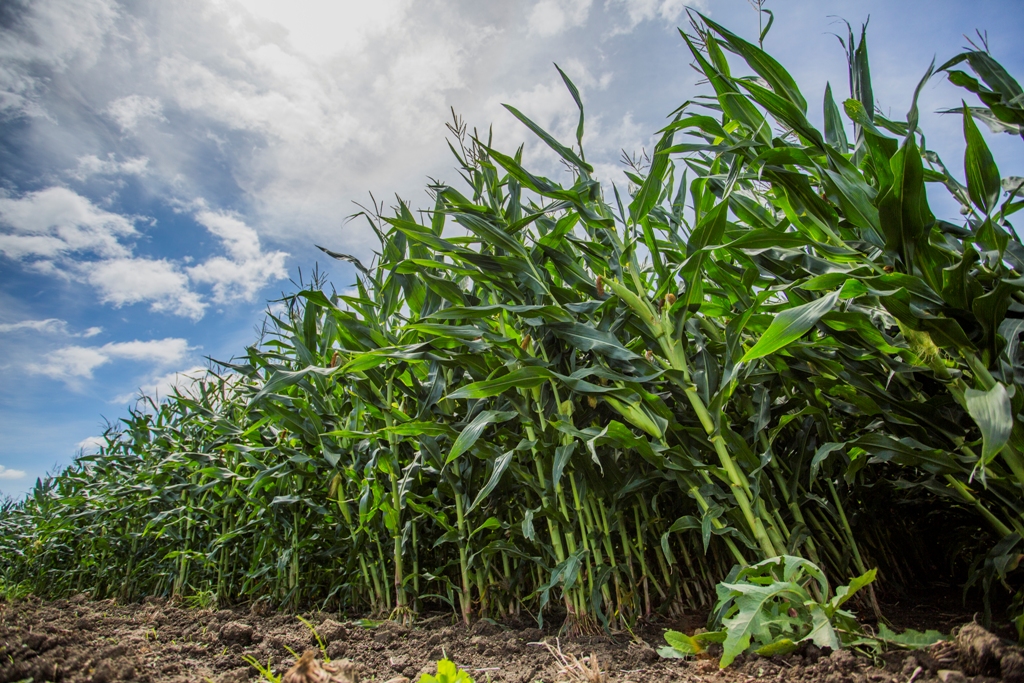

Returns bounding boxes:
[317,618,348,643]
[282,651,359,683]
[956,622,1024,683]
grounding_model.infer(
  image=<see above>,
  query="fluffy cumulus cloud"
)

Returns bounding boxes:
[86,257,206,319]
[0,187,289,320]
[114,364,211,403]
[71,155,150,180]
[0,465,27,481]
[609,0,695,29]
[528,0,594,37]
[0,187,135,262]
[27,337,191,383]
[187,209,288,304]
[76,435,107,452]
[105,95,166,132]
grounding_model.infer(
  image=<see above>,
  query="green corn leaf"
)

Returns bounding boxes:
[548,322,641,362]
[468,450,515,512]
[809,442,845,484]
[737,80,823,150]
[629,125,674,224]
[843,99,891,139]
[741,291,840,362]
[250,366,338,403]
[700,13,807,112]
[965,382,1013,463]
[555,63,586,152]
[503,103,593,174]
[962,102,1002,213]
[823,83,849,151]
[551,442,575,492]
[446,410,517,464]
[446,367,555,400]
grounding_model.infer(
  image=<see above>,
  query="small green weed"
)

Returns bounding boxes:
[297,615,329,661]
[242,655,281,683]
[419,659,474,683]
[661,556,876,667]
[0,578,31,601]
[184,589,218,610]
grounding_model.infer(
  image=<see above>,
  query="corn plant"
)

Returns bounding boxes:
[1,11,1022,637]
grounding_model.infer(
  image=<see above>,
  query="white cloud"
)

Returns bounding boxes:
[234,0,411,61]
[0,318,102,337]
[72,154,150,180]
[27,337,192,383]
[194,210,263,261]
[0,189,287,320]
[187,210,288,303]
[0,187,135,260]
[76,435,106,451]
[528,0,593,37]
[85,257,206,320]
[0,318,68,335]
[0,0,119,117]
[609,0,701,31]
[102,338,192,364]
[32,345,111,380]
[0,465,27,481]
[115,364,210,403]
[105,95,166,132]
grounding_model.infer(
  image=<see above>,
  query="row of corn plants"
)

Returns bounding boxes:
[1,14,1022,634]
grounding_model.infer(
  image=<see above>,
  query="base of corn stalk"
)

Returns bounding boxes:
[559,608,602,638]
[389,604,417,626]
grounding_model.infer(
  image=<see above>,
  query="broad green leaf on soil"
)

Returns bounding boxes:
[718,581,806,667]
[663,629,705,655]
[755,638,799,657]
[877,624,948,648]
[446,410,517,464]
[965,383,1013,463]
[741,291,840,362]
[962,102,1002,213]
[803,605,841,650]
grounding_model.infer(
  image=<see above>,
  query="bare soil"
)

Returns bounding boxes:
[0,595,1018,683]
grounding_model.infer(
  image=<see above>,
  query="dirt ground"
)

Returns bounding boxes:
[0,594,1019,683]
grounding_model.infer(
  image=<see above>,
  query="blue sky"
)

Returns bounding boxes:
[1,0,1022,498]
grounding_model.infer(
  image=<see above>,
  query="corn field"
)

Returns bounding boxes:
[2,14,1022,635]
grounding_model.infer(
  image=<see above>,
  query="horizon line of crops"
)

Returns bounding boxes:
[2,12,1022,636]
